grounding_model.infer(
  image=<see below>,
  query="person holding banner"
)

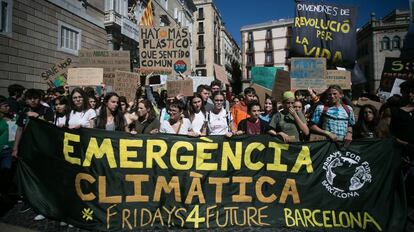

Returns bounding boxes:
[186,94,207,137]
[11,89,54,218]
[53,96,70,127]
[310,85,355,144]
[353,104,380,139]
[206,91,234,137]
[67,88,96,129]
[159,100,192,135]
[390,80,414,206]
[237,101,274,135]
[133,99,160,134]
[94,93,128,132]
[269,91,309,142]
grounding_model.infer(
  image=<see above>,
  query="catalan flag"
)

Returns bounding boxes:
[140,0,154,26]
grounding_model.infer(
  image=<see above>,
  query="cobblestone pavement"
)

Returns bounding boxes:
[1,201,414,232]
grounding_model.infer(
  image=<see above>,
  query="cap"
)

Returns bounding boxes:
[283,91,295,101]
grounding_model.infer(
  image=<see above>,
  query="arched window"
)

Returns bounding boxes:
[381,37,390,50]
[392,36,401,49]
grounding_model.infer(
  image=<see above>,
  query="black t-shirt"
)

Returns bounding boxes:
[390,107,414,144]
[16,105,54,127]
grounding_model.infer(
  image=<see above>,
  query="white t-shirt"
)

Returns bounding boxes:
[54,115,66,127]
[207,109,232,135]
[191,111,206,134]
[68,109,96,128]
[160,118,192,135]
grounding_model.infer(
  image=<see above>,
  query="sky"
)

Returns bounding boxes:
[214,0,411,46]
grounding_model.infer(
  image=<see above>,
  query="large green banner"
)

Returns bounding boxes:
[17,119,406,231]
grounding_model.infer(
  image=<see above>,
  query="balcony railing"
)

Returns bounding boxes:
[104,10,122,27]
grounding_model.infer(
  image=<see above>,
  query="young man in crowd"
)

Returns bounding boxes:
[6,84,25,116]
[0,96,13,199]
[196,85,213,112]
[310,85,355,144]
[231,87,256,129]
[12,89,54,159]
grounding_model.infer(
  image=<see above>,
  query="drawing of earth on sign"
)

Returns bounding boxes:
[174,60,187,74]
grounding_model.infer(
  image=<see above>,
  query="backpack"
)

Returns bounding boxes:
[319,103,351,128]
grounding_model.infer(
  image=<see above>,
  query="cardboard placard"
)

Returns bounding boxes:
[272,70,291,102]
[113,71,140,102]
[251,66,281,90]
[389,78,406,98]
[166,79,193,97]
[356,97,382,110]
[214,64,230,85]
[290,58,326,91]
[326,70,351,90]
[251,84,272,107]
[41,58,73,87]
[139,27,191,75]
[67,68,103,86]
[78,50,131,73]
[191,76,214,93]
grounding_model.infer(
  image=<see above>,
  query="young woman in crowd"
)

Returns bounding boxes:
[353,104,380,139]
[237,101,274,135]
[260,96,276,123]
[88,95,99,114]
[119,96,137,128]
[206,91,234,137]
[231,95,241,108]
[186,94,207,136]
[67,88,96,129]
[133,99,160,134]
[269,91,309,142]
[159,100,192,135]
[53,96,70,127]
[293,100,304,114]
[95,93,128,132]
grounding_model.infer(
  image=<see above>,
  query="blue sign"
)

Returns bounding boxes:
[174,60,187,73]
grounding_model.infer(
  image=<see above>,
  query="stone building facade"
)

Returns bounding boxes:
[357,9,410,93]
[0,0,108,95]
[240,19,293,82]
[192,0,240,84]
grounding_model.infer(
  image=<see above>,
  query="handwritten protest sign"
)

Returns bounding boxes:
[41,58,73,87]
[78,50,130,72]
[290,58,326,91]
[166,79,193,97]
[138,27,191,75]
[67,68,103,86]
[112,71,140,102]
[291,2,357,66]
[191,76,214,93]
[379,57,414,93]
[326,70,351,89]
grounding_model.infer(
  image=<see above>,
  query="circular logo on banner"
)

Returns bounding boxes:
[174,60,187,73]
[322,151,372,199]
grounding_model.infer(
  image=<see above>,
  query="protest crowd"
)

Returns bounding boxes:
[0,76,413,228]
